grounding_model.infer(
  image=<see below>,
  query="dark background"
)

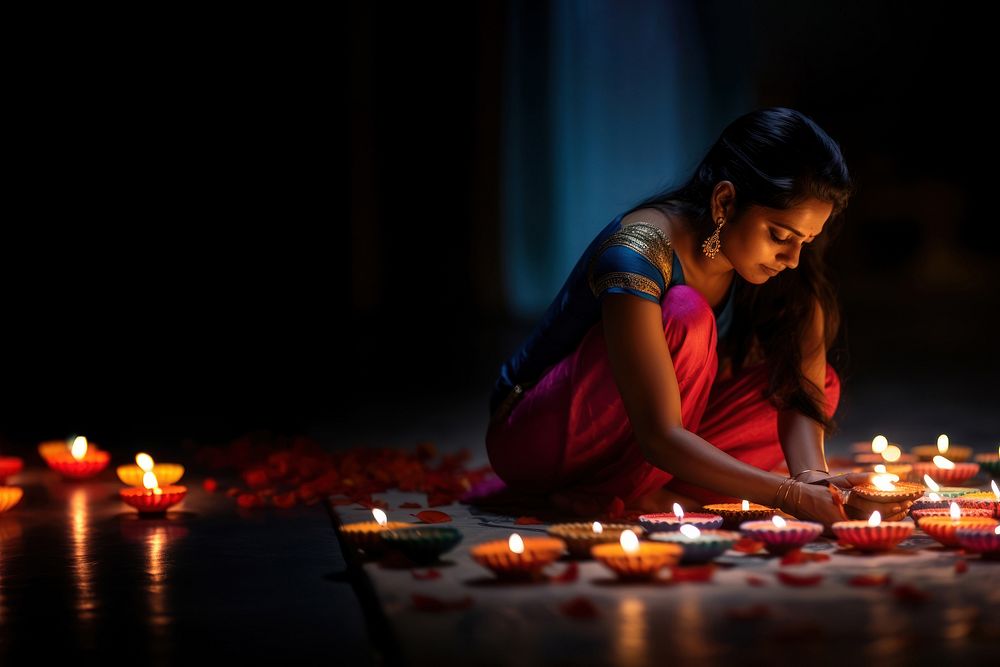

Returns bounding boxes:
[2,2,998,454]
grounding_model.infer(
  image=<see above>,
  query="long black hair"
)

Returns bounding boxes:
[623,107,854,433]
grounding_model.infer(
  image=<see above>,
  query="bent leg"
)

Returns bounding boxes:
[664,361,842,505]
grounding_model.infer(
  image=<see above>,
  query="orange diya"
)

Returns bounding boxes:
[117,452,185,486]
[917,502,998,548]
[119,469,187,514]
[45,436,110,479]
[338,508,412,557]
[702,499,775,529]
[911,434,973,462]
[591,528,682,580]
[471,532,566,580]
[547,521,645,559]
[911,456,979,486]
[832,510,913,552]
[0,486,23,513]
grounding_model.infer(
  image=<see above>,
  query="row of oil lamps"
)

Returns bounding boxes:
[849,434,1000,484]
[0,437,187,515]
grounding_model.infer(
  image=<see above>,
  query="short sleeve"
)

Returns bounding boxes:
[586,222,673,303]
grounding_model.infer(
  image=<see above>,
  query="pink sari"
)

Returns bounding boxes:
[485,285,840,518]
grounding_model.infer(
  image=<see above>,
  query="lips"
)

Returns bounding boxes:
[762,265,780,276]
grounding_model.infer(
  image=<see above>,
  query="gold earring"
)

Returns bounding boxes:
[701,216,725,259]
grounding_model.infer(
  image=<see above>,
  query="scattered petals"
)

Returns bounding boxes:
[272,492,298,509]
[515,516,544,525]
[670,564,716,583]
[413,510,453,524]
[411,593,473,612]
[726,603,771,620]
[237,493,262,509]
[411,569,442,581]
[776,571,824,587]
[848,573,891,587]
[732,538,765,553]
[559,596,599,619]
[550,562,579,583]
[780,550,831,566]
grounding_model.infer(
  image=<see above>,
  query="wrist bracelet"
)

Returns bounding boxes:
[792,468,830,479]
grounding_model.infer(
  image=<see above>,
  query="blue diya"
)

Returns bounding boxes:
[381,526,463,564]
[649,529,742,563]
[639,512,724,533]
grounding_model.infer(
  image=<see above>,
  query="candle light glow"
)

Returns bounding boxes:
[937,434,949,454]
[933,455,956,470]
[741,499,750,511]
[593,521,603,534]
[872,435,888,454]
[508,533,525,554]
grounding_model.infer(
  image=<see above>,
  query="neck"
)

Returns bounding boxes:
[669,213,735,282]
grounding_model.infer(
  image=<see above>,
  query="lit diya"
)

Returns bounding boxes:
[955,481,1000,518]
[547,521,646,559]
[117,452,184,487]
[849,478,925,505]
[649,524,742,563]
[911,507,993,521]
[911,434,972,462]
[702,499,775,529]
[0,454,23,483]
[832,510,913,552]
[380,526,463,564]
[119,470,187,514]
[591,528,682,580]
[470,532,566,580]
[639,503,723,533]
[739,515,823,555]
[0,486,23,513]
[911,456,979,486]
[338,508,412,557]
[44,436,111,479]
[871,463,913,482]
[916,502,999,548]
[955,524,1000,559]
[973,446,1000,476]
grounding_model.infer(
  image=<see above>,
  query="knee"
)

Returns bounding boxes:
[661,285,716,344]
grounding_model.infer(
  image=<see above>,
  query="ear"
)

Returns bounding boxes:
[712,180,737,220]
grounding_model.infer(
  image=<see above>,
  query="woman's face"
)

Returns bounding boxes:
[721,197,833,284]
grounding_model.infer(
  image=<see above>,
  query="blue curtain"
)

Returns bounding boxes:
[501,0,752,318]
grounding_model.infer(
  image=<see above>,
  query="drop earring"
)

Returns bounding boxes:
[701,216,725,259]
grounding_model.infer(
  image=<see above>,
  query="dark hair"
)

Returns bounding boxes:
[623,107,854,433]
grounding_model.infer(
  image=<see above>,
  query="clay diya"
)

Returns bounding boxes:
[470,533,566,580]
[973,446,1000,476]
[916,503,999,548]
[911,456,979,486]
[911,434,972,462]
[338,508,413,557]
[955,482,1000,518]
[701,499,775,529]
[381,526,463,564]
[639,503,723,533]
[955,524,1000,559]
[44,436,110,480]
[591,528,682,580]
[0,455,23,483]
[832,510,913,552]
[649,524,742,563]
[0,486,23,513]
[117,452,185,487]
[739,515,823,555]
[547,521,645,559]
[119,470,187,514]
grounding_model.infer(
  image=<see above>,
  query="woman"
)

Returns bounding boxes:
[485,107,913,528]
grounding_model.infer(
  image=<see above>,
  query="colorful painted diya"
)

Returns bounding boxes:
[955,524,1000,559]
[471,534,566,580]
[832,511,914,551]
[339,509,413,557]
[0,456,23,483]
[639,504,723,533]
[917,506,998,548]
[739,516,824,555]
[911,459,979,486]
[849,480,925,504]
[911,507,993,521]
[591,529,682,580]
[649,525,742,563]
[547,521,645,559]
[0,486,23,512]
[955,484,1000,518]
[701,501,775,529]
[381,526,463,564]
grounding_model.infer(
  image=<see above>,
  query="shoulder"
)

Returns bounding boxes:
[586,209,675,301]
[619,207,673,238]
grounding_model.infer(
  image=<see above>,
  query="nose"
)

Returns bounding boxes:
[778,243,803,270]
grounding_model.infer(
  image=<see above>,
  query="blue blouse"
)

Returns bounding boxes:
[489,212,737,417]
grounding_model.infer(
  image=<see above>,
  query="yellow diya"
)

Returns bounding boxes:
[0,487,23,512]
[547,521,645,559]
[591,528,682,580]
[117,452,185,486]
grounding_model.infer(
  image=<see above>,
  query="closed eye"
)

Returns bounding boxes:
[769,229,792,244]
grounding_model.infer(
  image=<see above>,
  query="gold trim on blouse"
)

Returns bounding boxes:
[587,222,674,300]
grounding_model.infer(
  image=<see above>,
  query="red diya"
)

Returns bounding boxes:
[591,529,682,580]
[955,524,1000,559]
[639,503,723,533]
[120,470,187,514]
[911,507,993,521]
[0,486,23,513]
[956,484,1000,519]
[0,456,23,483]
[911,458,979,486]
[44,437,110,479]
[702,501,775,529]
[470,533,566,580]
[832,511,914,552]
[917,504,998,548]
[739,515,823,555]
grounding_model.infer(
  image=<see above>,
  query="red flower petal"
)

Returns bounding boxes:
[413,510,452,524]
[515,516,543,525]
[202,478,218,493]
[726,604,771,620]
[848,573,891,587]
[780,550,831,566]
[411,593,473,612]
[732,538,765,553]
[776,571,824,587]
[411,569,442,581]
[399,502,422,509]
[670,564,716,583]
[236,493,262,509]
[551,562,579,583]
[559,596,599,619]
